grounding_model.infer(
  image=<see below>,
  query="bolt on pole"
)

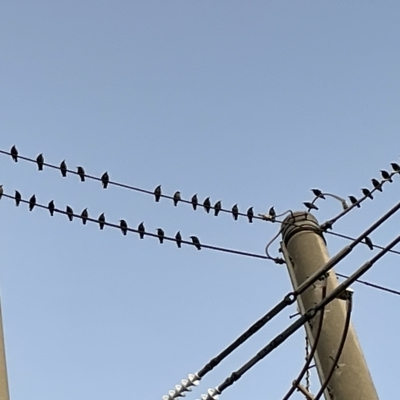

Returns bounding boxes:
[280,212,378,400]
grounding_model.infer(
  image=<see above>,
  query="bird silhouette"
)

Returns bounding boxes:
[380,170,393,183]
[311,189,325,199]
[119,219,128,235]
[77,166,85,182]
[173,191,181,206]
[371,178,382,192]
[232,204,239,220]
[190,235,201,250]
[361,188,373,199]
[101,172,109,189]
[60,160,67,177]
[98,213,105,229]
[246,207,254,223]
[175,231,182,248]
[191,194,198,210]
[15,190,21,206]
[269,206,276,221]
[29,195,36,211]
[203,197,211,213]
[391,162,400,172]
[214,201,222,216]
[364,236,374,250]
[154,185,162,202]
[36,154,44,171]
[0,185,3,200]
[48,200,55,216]
[138,222,145,239]
[66,206,74,221]
[10,145,18,162]
[303,202,318,211]
[157,228,165,244]
[81,208,88,225]
[348,195,360,208]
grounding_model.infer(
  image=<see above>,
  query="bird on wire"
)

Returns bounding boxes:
[157,228,165,244]
[119,219,128,235]
[15,190,21,206]
[10,145,18,162]
[381,169,393,183]
[66,206,74,221]
[138,222,145,239]
[81,208,88,225]
[173,191,181,206]
[365,236,374,250]
[191,194,198,210]
[214,201,222,216]
[175,231,182,248]
[269,206,276,221]
[29,195,36,211]
[232,204,239,220]
[203,197,211,213]
[0,185,3,200]
[312,188,325,199]
[60,160,67,177]
[371,178,383,192]
[190,236,201,250]
[36,154,44,171]
[154,185,162,202]
[349,195,360,208]
[361,188,373,199]
[77,166,85,182]
[98,213,105,230]
[101,172,109,189]
[247,207,254,223]
[48,200,55,216]
[303,202,318,211]
[391,162,400,173]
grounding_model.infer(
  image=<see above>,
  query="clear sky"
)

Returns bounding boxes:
[1,1,400,399]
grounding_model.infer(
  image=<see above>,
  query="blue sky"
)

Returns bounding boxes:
[1,1,400,399]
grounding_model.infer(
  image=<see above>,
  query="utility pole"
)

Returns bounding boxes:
[280,212,378,400]
[0,298,9,400]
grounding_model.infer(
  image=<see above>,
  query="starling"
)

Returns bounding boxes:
[190,235,201,250]
[10,145,18,162]
[81,208,88,225]
[48,200,55,216]
[214,200,222,216]
[361,188,373,200]
[173,191,181,206]
[246,206,254,223]
[175,231,182,248]
[391,162,400,172]
[101,172,109,189]
[157,228,165,244]
[269,206,276,221]
[60,160,67,177]
[66,206,74,221]
[349,195,360,208]
[15,190,21,206]
[119,219,128,235]
[154,185,162,202]
[311,189,325,199]
[138,222,145,239]
[98,213,105,229]
[232,204,239,220]
[29,194,36,211]
[36,153,44,171]
[191,194,198,210]
[303,202,318,211]
[371,178,382,192]
[203,197,211,213]
[0,185,2,200]
[380,170,393,183]
[364,236,374,250]
[77,166,85,182]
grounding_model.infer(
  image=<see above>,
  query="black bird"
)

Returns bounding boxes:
[48,200,55,216]
[101,172,109,189]
[119,219,128,235]
[381,170,393,183]
[81,208,88,225]
[214,201,222,216]
[138,222,145,239]
[203,197,211,213]
[0,185,3,200]
[303,202,318,211]
[98,213,105,229]
[154,185,162,202]
[371,178,382,192]
[15,190,21,206]
[157,228,165,244]
[349,195,360,208]
[191,194,198,210]
[66,206,74,221]
[10,145,18,162]
[361,188,373,200]
[391,162,400,172]
[60,160,67,177]
[269,206,276,221]
[173,191,181,206]
[232,204,239,220]
[36,153,44,171]
[311,189,325,199]
[77,166,85,182]
[364,236,374,250]
[190,235,201,250]
[29,194,36,211]
[246,207,254,223]
[175,231,182,248]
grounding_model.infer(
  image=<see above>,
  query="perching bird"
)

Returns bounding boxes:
[173,191,181,206]
[101,172,109,189]
[311,189,325,199]
[203,197,211,213]
[175,231,182,248]
[232,204,239,220]
[364,236,374,250]
[361,188,373,199]
[29,194,36,211]
[303,202,318,211]
[190,235,201,250]
[60,160,67,177]
[119,219,128,235]
[10,145,18,162]
[81,208,88,225]
[214,200,222,216]
[247,207,254,223]
[269,206,276,221]
[0,185,3,200]
[15,190,21,206]
[77,166,85,182]
[371,178,382,192]
[191,194,198,210]
[98,213,105,230]
[380,170,393,183]
[157,228,165,244]
[48,200,55,216]
[391,162,400,172]
[66,206,74,221]
[138,222,145,239]
[348,195,360,208]
[154,185,162,202]
[36,153,44,171]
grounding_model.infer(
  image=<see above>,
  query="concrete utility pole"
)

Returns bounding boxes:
[0,298,9,400]
[280,212,378,400]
